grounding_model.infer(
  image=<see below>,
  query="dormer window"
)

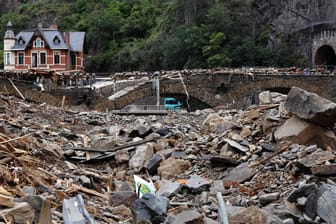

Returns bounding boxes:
[53,36,60,44]
[34,38,44,48]
[18,37,25,45]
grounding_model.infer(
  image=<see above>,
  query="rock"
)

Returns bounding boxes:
[109,191,136,207]
[285,86,336,127]
[0,202,35,224]
[229,206,267,224]
[287,184,317,203]
[239,126,252,138]
[274,115,336,148]
[244,109,261,120]
[129,143,154,170]
[42,141,64,158]
[261,143,277,152]
[78,175,91,188]
[129,125,153,138]
[222,138,249,153]
[22,186,36,196]
[317,184,336,224]
[16,195,52,224]
[131,193,169,224]
[153,139,169,151]
[304,192,318,220]
[311,164,336,176]
[259,192,280,206]
[185,175,211,193]
[110,204,132,218]
[210,180,225,194]
[114,150,130,164]
[223,162,257,183]
[298,149,334,168]
[145,153,163,174]
[208,155,240,167]
[158,158,191,180]
[171,151,188,159]
[173,210,203,224]
[114,180,134,192]
[157,180,181,197]
[201,113,235,134]
[271,92,287,104]
[259,91,272,104]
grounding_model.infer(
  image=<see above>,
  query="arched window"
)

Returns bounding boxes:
[34,38,44,48]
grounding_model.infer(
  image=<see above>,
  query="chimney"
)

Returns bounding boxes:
[37,22,43,30]
[49,23,58,30]
[64,32,71,70]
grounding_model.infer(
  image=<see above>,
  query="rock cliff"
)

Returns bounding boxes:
[253,0,336,34]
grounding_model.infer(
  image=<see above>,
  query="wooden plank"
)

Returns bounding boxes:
[70,184,108,199]
[0,187,11,196]
[0,194,14,208]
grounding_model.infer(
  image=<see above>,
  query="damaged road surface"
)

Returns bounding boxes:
[1,87,336,223]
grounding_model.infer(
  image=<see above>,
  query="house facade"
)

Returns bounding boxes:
[3,21,85,73]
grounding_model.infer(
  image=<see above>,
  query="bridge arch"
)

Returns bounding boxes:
[96,73,336,111]
[314,45,336,66]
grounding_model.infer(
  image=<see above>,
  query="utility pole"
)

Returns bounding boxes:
[152,72,160,108]
[156,75,160,107]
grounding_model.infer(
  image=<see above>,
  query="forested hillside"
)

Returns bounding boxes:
[0,0,305,72]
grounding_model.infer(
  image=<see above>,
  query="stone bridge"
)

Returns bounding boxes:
[101,71,336,111]
[2,70,336,112]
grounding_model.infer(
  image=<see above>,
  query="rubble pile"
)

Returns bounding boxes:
[0,87,336,223]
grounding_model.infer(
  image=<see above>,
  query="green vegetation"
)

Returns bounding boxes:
[0,0,305,72]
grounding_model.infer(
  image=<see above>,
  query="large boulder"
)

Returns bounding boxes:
[285,87,336,127]
[274,115,336,148]
[317,184,336,224]
[201,113,236,134]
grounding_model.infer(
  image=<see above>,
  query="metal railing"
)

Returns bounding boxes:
[123,104,167,111]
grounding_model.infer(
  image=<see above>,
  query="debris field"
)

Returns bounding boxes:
[1,86,336,223]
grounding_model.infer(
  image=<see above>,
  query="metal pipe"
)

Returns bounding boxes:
[217,192,229,224]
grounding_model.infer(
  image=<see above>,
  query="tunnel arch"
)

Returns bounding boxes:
[314,45,336,66]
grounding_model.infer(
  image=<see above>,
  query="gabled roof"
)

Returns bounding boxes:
[11,31,34,50]
[11,28,85,52]
[41,30,68,50]
[69,32,85,52]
